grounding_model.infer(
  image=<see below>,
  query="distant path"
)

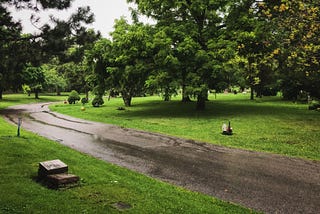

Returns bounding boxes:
[2,102,320,214]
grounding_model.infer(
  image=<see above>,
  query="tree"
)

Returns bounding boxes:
[128,0,230,110]
[0,4,23,99]
[108,18,153,107]
[0,0,96,98]
[22,64,45,99]
[223,0,278,100]
[261,0,320,100]
[85,38,113,102]
[146,29,180,101]
[42,60,67,95]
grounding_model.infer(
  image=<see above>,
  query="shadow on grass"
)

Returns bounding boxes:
[114,97,309,120]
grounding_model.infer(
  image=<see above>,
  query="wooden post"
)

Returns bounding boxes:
[17,118,22,137]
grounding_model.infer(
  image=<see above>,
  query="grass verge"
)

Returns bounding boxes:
[50,93,320,161]
[0,94,255,213]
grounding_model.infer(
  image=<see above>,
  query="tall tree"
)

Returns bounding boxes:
[0,0,95,98]
[261,0,320,100]
[128,0,230,110]
[85,38,113,100]
[108,18,153,107]
[225,0,278,100]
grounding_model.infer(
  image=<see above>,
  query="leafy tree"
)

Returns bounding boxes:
[22,64,45,99]
[128,0,231,110]
[224,0,278,100]
[146,29,180,101]
[108,18,153,107]
[85,38,113,101]
[260,0,320,100]
[42,61,67,95]
[0,5,23,98]
[0,0,95,98]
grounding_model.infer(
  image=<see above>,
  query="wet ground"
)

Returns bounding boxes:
[2,102,320,213]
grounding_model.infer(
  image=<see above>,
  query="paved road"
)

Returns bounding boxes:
[2,102,320,213]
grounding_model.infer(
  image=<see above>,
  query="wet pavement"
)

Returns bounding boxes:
[2,102,320,213]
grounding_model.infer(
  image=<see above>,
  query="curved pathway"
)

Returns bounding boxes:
[2,102,320,213]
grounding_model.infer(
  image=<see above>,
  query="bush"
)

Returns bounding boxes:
[81,97,88,105]
[22,84,31,96]
[68,90,80,104]
[92,96,104,107]
[308,100,320,110]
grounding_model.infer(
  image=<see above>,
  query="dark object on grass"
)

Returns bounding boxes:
[117,107,126,110]
[38,159,79,189]
[222,121,233,135]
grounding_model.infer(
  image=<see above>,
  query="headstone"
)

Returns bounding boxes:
[46,173,79,188]
[38,159,68,179]
[37,159,80,189]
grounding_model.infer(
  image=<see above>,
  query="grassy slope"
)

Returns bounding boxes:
[51,94,320,160]
[0,94,254,213]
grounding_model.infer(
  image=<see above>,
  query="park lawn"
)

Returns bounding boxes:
[0,94,255,213]
[50,93,320,161]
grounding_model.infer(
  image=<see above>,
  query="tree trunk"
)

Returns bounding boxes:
[122,93,132,107]
[181,84,191,102]
[35,90,39,99]
[250,86,254,100]
[164,88,170,101]
[85,90,89,100]
[56,87,61,96]
[196,94,206,110]
[0,88,3,100]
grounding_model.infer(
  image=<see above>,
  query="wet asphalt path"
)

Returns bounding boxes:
[2,102,320,213]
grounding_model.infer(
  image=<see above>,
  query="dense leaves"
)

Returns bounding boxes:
[1,0,319,107]
[0,0,96,98]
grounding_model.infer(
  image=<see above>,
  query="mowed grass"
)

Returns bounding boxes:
[0,94,254,213]
[50,93,320,161]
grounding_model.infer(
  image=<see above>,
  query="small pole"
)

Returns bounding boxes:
[17,117,22,137]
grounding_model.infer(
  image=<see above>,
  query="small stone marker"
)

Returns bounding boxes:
[38,159,79,189]
[38,159,68,178]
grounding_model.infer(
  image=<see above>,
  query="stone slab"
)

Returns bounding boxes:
[46,173,79,187]
[38,159,68,178]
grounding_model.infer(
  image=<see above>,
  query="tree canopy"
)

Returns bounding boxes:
[1,0,319,108]
[0,0,97,98]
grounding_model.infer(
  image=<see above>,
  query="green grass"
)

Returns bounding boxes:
[50,93,320,161]
[0,94,255,213]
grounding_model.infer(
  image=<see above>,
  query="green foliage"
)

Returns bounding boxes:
[81,97,88,105]
[91,96,104,107]
[85,38,112,97]
[259,0,320,99]
[68,90,80,104]
[42,62,67,94]
[107,18,154,107]
[22,84,31,96]
[0,0,97,98]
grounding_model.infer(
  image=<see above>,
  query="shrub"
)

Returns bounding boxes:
[81,97,88,105]
[22,84,31,96]
[68,90,80,104]
[92,96,104,107]
[308,100,320,110]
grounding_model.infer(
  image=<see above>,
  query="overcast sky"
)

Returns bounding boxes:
[11,0,139,38]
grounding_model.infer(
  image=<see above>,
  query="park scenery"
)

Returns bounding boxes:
[1,0,320,214]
